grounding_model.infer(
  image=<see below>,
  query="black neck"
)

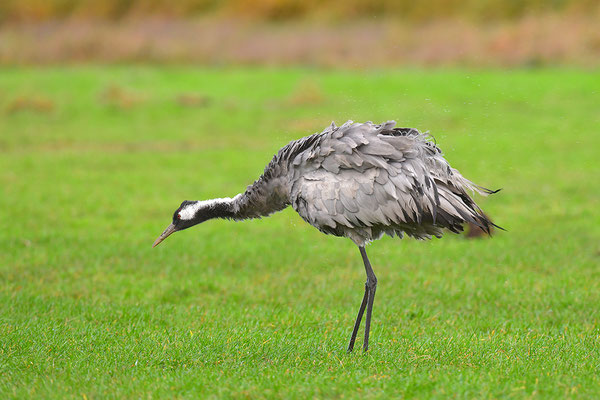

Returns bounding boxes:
[193,199,236,225]
[205,201,235,220]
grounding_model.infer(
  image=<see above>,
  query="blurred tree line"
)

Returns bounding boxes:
[1,0,598,22]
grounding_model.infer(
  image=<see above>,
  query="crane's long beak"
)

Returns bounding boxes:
[153,223,176,248]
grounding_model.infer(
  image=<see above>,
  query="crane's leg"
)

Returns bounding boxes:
[360,246,377,352]
[347,246,378,352]
[347,283,368,352]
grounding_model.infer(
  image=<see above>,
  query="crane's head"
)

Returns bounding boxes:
[152,198,235,248]
[152,200,205,248]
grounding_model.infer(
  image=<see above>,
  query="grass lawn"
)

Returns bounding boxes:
[1,66,599,398]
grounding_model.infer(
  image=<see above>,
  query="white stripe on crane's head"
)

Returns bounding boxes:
[178,198,233,220]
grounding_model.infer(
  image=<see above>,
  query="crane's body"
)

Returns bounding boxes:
[153,120,499,352]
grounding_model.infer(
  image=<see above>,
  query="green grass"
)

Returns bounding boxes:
[1,66,599,398]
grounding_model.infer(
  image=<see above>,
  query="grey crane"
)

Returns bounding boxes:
[153,120,499,352]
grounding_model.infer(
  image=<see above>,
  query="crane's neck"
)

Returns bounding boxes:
[180,197,238,225]
[183,191,276,223]
[185,168,290,226]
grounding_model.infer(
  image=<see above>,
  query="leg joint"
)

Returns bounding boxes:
[365,276,377,289]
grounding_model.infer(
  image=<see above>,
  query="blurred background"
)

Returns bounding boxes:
[1,0,600,66]
[2,1,600,398]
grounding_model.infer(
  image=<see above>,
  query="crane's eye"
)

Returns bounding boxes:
[177,213,182,220]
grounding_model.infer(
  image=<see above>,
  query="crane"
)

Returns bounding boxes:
[153,120,500,352]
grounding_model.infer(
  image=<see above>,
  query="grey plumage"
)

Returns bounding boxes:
[231,120,497,246]
[154,120,500,352]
